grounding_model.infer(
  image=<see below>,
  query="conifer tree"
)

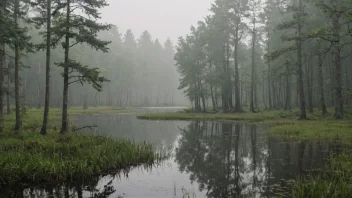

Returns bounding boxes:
[52,0,111,134]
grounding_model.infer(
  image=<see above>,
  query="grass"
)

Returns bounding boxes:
[138,107,352,197]
[2,106,131,131]
[138,108,352,143]
[0,107,168,186]
[292,152,352,198]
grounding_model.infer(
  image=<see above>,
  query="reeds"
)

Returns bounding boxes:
[0,131,168,185]
[292,153,352,198]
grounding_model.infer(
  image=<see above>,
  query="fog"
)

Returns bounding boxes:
[1,0,352,196]
[2,0,352,117]
[102,0,213,43]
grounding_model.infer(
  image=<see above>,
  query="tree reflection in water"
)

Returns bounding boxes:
[175,121,337,198]
[0,121,343,198]
[1,176,118,198]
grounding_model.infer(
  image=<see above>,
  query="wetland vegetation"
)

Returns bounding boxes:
[1,0,352,197]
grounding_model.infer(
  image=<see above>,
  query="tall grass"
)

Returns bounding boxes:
[0,131,168,185]
[137,108,352,143]
[0,108,169,185]
[292,153,352,198]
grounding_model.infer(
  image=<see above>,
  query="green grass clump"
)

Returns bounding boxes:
[138,108,352,143]
[292,153,352,198]
[0,108,167,185]
[268,120,352,143]
[0,131,164,185]
[137,110,286,122]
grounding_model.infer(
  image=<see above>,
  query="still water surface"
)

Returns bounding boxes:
[1,108,344,198]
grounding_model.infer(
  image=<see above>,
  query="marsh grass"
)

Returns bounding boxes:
[138,108,352,143]
[292,152,352,198]
[0,130,166,185]
[0,107,169,186]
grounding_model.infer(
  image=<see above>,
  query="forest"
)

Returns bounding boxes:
[0,0,352,197]
[174,0,352,120]
[0,0,184,135]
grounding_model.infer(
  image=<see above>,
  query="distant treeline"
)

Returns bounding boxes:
[0,0,184,134]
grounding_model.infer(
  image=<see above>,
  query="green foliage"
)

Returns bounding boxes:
[292,153,352,198]
[51,0,111,91]
[0,131,163,184]
[0,110,169,185]
[57,60,109,91]
[0,0,32,52]
[138,108,352,143]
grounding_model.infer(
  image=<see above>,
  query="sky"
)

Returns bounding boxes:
[102,0,214,44]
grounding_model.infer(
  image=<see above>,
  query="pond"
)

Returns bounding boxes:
[1,109,346,198]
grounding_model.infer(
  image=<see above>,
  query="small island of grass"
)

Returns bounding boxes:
[138,108,352,143]
[0,108,165,186]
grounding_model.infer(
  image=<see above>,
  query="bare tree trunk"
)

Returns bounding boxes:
[267,26,272,109]
[233,26,242,112]
[285,61,291,110]
[210,84,216,111]
[328,56,334,106]
[272,79,276,108]
[14,0,21,130]
[344,61,349,105]
[0,42,4,120]
[6,64,10,115]
[37,64,42,109]
[263,74,268,109]
[317,53,327,114]
[83,94,88,109]
[40,0,52,135]
[60,0,71,134]
[250,22,256,113]
[226,41,233,110]
[305,56,313,113]
[332,14,343,119]
[296,0,307,120]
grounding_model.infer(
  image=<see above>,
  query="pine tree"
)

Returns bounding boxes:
[30,0,61,135]
[312,0,350,119]
[53,0,111,134]
[267,0,308,119]
[230,0,249,113]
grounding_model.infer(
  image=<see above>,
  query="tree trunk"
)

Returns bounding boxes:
[0,42,4,120]
[317,53,327,114]
[263,73,268,109]
[285,61,291,110]
[226,41,233,110]
[6,60,10,115]
[296,0,307,120]
[83,94,88,109]
[60,0,70,134]
[272,79,276,108]
[210,84,216,111]
[250,23,256,113]
[328,56,334,106]
[332,14,343,119]
[233,26,242,112]
[305,56,313,113]
[267,27,272,109]
[344,61,349,105]
[14,0,21,130]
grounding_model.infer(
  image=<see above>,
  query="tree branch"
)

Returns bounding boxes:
[73,125,98,132]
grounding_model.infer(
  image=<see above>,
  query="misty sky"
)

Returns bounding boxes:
[102,0,213,44]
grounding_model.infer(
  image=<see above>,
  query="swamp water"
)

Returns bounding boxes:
[0,109,346,198]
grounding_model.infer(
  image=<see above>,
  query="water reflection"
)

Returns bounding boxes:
[175,121,342,197]
[2,177,117,198]
[0,118,345,198]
